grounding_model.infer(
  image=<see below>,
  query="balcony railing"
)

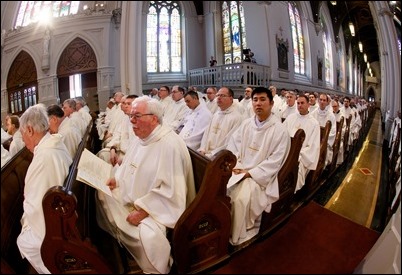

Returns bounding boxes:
[188,63,271,89]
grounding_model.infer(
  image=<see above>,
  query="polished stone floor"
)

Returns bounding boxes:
[314,110,386,231]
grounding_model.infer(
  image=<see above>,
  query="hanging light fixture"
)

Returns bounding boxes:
[367,62,370,69]
[364,53,367,63]
[330,1,337,5]
[349,22,355,36]
[358,41,363,52]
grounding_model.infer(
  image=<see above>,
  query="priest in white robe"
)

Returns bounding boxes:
[198,87,243,158]
[96,96,195,274]
[283,95,320,192]
[5,115,25,157]
[16,104,72,274]
[179,90,212,149]
[47,104,81,159]
[226,87,290,245]
[310,93,336,166]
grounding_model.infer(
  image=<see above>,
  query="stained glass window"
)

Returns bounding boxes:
[288,2,305,75]
[221,1,247,64]
[146,1,182,73]
[323,31,333,85]
[15,1,80,28]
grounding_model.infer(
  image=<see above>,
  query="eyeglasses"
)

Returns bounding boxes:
[129,113,154,119]
[216,94,231,98]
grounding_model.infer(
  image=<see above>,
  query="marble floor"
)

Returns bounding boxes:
[314,110,386,231]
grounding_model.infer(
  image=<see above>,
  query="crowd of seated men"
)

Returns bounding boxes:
[1,84,373,274]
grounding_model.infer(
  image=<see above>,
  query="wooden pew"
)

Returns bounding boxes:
[1,147,33,274]
[259,128,306,236]
[40,139,237,274]
[296,120,331,202]
[327,116,345,176]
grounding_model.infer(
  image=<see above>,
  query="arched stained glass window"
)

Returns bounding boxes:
[288,2,305,75]
[221,1,247,64]
[146,1,182,73]
[15,1,80,28]
[323,31,333,85]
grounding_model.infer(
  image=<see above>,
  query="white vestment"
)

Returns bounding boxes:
[97,125,195,274]
[283,113,320,192]
[206,98,219,114]
[69,111,87,137]
[8,129,25,158]
[17,133,72,274]
[1,127,11,144]
[239,98,253,118]
[198,104,243,157]
[226,114,290,245]
[333,110,346,165]
[310,107,337,166]
[78,107,93,127]
[163,98,189,131]
[159,96,174,115]
[97,116,136,163]
[1,144,11,167]
[280,104,297,120]
[58,117,82,159]
[179,103,212,150]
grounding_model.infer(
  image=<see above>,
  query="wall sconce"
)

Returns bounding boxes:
[363,53,367,63]
[358,41,363,52]
[349,22,355,36]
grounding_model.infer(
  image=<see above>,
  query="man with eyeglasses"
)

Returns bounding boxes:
[198,87,243,158]
[162,85,189,132]
[96,96,196,274]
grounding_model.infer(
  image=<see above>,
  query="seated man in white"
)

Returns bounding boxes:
[310,93,336,166]
[75,96,93,127]
[96,96,195,274]
[162,85,189,132]
[205,86,219,114]
[62,98,87,138]
[198,87,243,158]
[47,104,82,159]
[5,115,25,157]
[226,86,290,245]
[279,90,298,121]
[17,104,72,274]
[283,94,320,192]
[179,90,212,149]
[97,95,137,165]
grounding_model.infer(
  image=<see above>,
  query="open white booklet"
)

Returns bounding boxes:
[76,148,119,197]
[227,172,246,189]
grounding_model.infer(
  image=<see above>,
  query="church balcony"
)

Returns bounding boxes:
[188,63,271,93]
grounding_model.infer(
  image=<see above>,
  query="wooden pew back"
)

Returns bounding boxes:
[259,129,305,236]
[301,120,332,200]
[328,116,345,175]
[1,147,33,274]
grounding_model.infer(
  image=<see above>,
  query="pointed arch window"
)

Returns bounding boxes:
[15,1,80,28]
[146,1,182,73]
[323,31,333,85]
[221,1,247,64]
[288,2,305,75]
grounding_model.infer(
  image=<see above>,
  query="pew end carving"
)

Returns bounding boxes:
[172,148,236,274]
